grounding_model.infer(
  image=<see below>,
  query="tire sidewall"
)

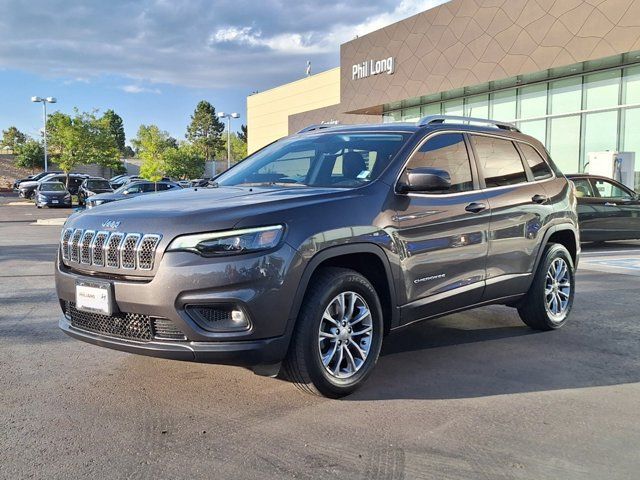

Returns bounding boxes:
[301,272,384,396]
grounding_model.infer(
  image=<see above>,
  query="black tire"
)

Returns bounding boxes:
[518,243,575,330]
[282,267,384,398]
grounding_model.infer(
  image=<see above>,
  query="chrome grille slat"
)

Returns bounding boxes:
[120,234,141,269]
[61,228,162,273]
[79,230,95,264]
[91,231,109,267]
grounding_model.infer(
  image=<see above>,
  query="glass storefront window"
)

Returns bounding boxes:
[519,84,547,119]
[518,119,546,144]
[623,65,640,104]
[402,106,421,122]
[550,77,582,114]
[464,94,489,118]
[383,110,402,123]
[443,98,463,115]
[549,115,581,173]
[622,108,640,187]
[421,103,441,116]
[490,89,516,122]
[583,110,618,166]
[584,71,620,109]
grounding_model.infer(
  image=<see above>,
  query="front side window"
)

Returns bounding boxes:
[406,133,473,193]
[572,178,595,198]
[519,143,553,181]
[591,178,632,199]
[471,135,527,188]
[216,132,411,188]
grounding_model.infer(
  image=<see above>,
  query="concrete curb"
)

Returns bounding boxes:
[32,218,67,226]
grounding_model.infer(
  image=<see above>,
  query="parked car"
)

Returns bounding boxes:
[567,173,640,242]
[85,180,181,209]
[56,116,580,398]
[13,171,62,191]
[34,181,72,208]
[19,173,88,199]
[109,175,141,189]
[177,180,192,188]
[77,177,114,206]
[190,176,219,187]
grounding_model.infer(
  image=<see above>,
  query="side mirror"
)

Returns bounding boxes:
[397,167,451,193]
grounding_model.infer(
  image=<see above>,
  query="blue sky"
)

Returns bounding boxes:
[0,0,444,145]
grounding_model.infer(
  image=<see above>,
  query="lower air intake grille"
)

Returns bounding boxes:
[65,302,185,342]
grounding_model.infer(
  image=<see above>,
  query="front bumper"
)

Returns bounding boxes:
[59,315,289,365]
[37,198,71,207]
[56,244,304,366]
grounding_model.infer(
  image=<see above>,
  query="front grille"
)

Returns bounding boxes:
[61,228,161,272]
[65,302,185,342]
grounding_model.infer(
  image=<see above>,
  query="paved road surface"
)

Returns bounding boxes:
[1,196,639,479]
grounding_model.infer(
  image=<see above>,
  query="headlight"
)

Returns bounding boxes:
[64,193,71,200]
[167,225,284,257]
[86,190,95,196]
[37,194,45,200]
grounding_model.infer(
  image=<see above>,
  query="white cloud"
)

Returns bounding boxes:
[121,85,161,94]
[0,0,449,90]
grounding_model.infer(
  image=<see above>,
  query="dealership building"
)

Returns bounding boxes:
[247,0,640,184]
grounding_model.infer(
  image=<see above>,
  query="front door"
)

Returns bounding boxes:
[583,177,640,241]
[392,132,490,324]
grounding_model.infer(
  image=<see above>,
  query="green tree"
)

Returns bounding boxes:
[102,109,126,154]
[122,145,136,158]
[14,139,44,170]
[133,124,175,181]
[47,109,121,185]
[163,143,205,180]
[186,101,224,161]
[237,124,247,143]
[2,126,27,150]
[218,132,247,164]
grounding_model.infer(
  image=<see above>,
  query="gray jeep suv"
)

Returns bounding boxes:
[55,116,580,398]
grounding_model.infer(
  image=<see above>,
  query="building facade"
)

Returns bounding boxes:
[247,0,640,181]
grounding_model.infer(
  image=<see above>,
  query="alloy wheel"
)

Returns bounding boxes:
[318,291,373,379]
[545,257,571,321]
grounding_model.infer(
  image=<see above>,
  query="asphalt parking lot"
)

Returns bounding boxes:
[1,193,639,480]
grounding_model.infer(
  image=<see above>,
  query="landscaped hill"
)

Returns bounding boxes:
[0,155,40,190]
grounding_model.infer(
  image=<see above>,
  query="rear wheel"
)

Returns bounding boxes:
[518,243,575,330]
[282,267,384,398]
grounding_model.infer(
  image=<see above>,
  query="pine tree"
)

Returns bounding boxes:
[186,101,225,161]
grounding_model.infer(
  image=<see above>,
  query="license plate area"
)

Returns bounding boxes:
[75,281,113,316]
[52,200,59,204]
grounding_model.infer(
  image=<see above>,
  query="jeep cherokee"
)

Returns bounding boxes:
[55,115,580,398]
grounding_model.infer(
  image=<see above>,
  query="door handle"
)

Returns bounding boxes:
[465,202,486,213]
[604,202,617,206]
[531,194,547,204]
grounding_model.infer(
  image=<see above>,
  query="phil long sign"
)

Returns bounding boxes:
[352,57,395,80]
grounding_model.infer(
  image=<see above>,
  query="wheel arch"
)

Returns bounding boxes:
[535,225,579,272]
[288,244,399,336]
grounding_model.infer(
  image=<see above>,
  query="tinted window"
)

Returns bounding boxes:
[471,135,527,188]
[591,178,632,199]
[572,178,595,197]
[125,184,143,194]
[407,133,473,193]
[519,143,553,180]
[86,180,111,190]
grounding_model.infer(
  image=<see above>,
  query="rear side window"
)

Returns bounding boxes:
[471,135,527,188]
[519,143,553,180]
[407,133,474,193]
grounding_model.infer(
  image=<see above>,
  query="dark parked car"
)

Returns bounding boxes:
[56,116,580,398]
[85,180,181,209]
[567,173,640,242]
[19,173,88,199]
[34,181,72,208]
[109,175,141,189]
[77,178,114,206]
[13,171,62,190]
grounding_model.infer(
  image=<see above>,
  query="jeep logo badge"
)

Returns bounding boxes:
[101,220,121,229]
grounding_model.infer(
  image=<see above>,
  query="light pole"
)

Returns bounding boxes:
[217,112,240,170]
[31,96,57,172]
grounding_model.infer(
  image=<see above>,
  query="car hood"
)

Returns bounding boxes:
[39,191,68,198]
[66,185,352,235]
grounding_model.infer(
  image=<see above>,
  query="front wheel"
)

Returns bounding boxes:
[518,243,575,330]
[282,267,384,398]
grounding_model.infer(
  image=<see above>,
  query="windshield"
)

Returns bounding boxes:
[216,132,411,188]
[41,182,66,192]
[87,180,112,190]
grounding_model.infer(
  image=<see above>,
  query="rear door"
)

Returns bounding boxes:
[392,131,490,323]
[469,134,555,300]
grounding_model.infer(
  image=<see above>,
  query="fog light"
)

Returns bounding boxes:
[185,305,251,332]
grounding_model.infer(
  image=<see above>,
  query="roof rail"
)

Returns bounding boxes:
[417,115,520,132]
[296,123,339,134]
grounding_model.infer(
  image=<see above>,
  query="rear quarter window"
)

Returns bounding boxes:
[519,143,553,181]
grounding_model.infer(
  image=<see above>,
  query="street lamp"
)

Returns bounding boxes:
[31,96,57,172]
[217,111,240,170]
